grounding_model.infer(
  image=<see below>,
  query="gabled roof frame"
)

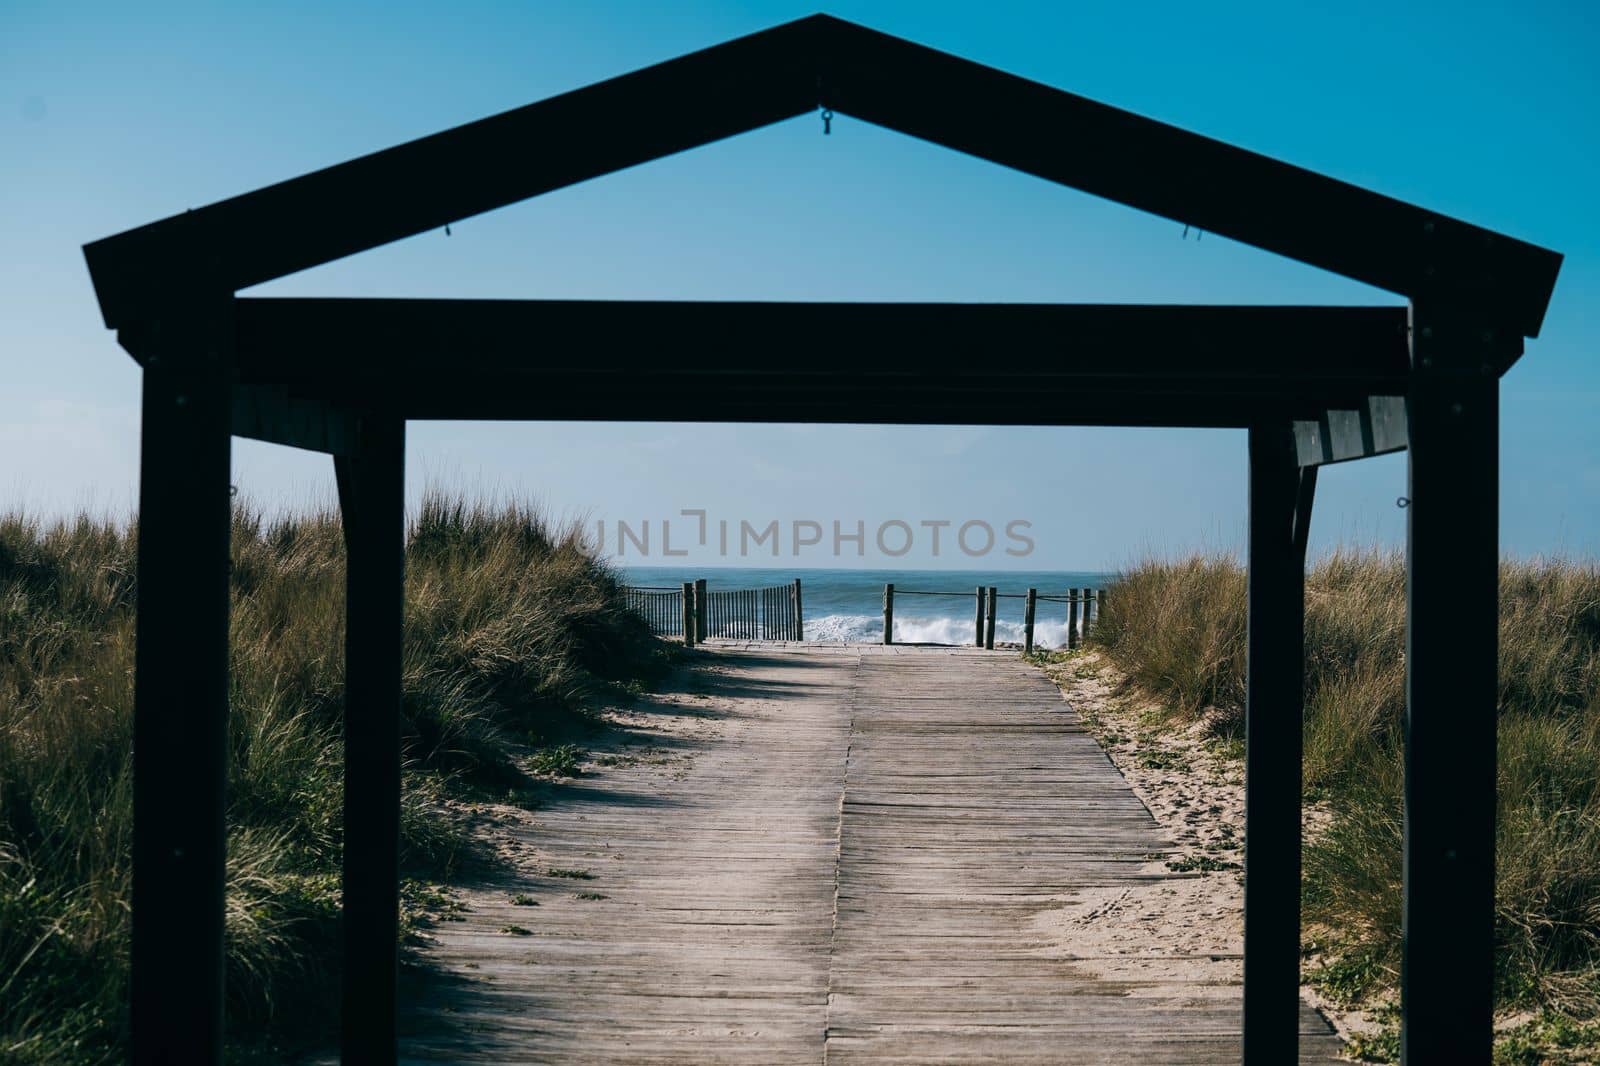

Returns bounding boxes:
[84,14,1562,1066]
[84,14,1559,338]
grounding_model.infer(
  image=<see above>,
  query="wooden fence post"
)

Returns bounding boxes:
[1067,589,1080,650]
[985,585,998,650]
[793,578,804,640]
[883,583,895,645]
[1023,588,1037,655]
[974,586,986,646]
[694,578,707,642]
[681,582,695,647]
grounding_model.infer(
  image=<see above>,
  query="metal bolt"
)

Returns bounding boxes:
[1423,220,1435,234]
[175,395,188,406]
[173,847,185,859]
[1451,402,1464,415]
[1445,848,1457,860]
[1421,356,1433,368]
[1421,326,1433,339]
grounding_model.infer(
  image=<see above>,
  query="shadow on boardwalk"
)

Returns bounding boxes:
[362,644,1345,1064]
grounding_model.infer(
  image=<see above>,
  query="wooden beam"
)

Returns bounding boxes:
[131,363,232,1065]
[233,299,1410,381]
[337,414,407,1065]
[817,16,1560,337]
[81,19,820,328]
[1400,307,1499,1063]
[1293,466,1318,563]
[1243,422,1306,1064]
[233,384,358,455]
[229,299,1412,425]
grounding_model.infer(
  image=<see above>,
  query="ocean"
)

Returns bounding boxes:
[618,566,1110,648]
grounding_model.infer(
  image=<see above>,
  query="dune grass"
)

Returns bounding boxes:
[1090,551,1600,1059]
[0,495,669,1064]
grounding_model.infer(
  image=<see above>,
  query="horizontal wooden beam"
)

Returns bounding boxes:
[82,15,1560,341]
[1292,395,1410,467]
[232,297,1409,379]
[220,299,1412,426]
[231,384,359,456]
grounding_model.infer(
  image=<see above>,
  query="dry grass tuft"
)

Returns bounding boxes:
[0,494,668,1062]
[1093,551,1600,1043]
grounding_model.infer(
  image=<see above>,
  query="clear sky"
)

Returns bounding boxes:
[3,1,1596,569]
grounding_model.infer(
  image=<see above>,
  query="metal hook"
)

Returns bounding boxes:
[820,109,833,135]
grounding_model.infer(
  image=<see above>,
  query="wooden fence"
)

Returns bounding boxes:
[622,586,686,637]
[623,578,803,645]
[885,584,1103,653]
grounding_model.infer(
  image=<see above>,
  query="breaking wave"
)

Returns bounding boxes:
[802,613,1072,648]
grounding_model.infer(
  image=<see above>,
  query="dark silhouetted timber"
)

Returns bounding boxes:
[82,13,1562,1065]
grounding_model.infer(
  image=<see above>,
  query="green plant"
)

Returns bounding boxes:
[528,744,585,778]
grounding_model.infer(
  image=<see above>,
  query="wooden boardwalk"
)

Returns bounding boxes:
[388,645,1344,1064]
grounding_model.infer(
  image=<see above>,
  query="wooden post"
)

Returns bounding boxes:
[985,585,998,650]
[1242,423,1305,1065]
[974,586,986,646]
[793,578,804,640]
[1401,309,1500,1064]
[1083,587,1096,638]
[694,578,707,642]
[1066,589,1080,650]
[682,582,695,647]
[130,361,232,1066]
[883,583,895,645]
[335,414,406,1066]
[1023,587,1038,655]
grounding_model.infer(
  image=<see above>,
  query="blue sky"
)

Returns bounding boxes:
[3,1,1596,569]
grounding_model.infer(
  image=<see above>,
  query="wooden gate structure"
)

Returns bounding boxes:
[82,15,1561,1065]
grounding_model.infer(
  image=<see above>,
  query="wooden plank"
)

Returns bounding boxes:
[1292,395,1417,467]
[337,415,407,1065]
[1244,424,1306,1063]
[131,363,232,1065]
[364,645,1345,1063]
